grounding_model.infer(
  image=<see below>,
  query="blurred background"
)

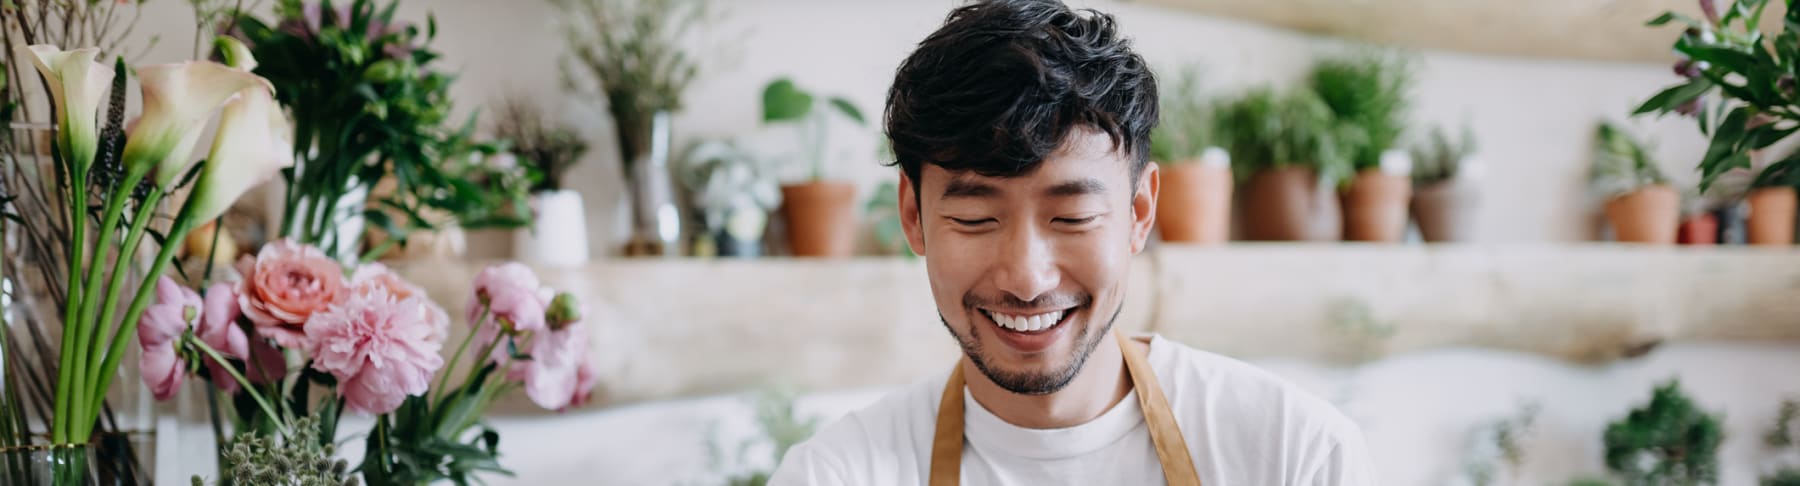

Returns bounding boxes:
[10,0,1800,485]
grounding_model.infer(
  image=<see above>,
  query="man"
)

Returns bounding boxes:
[770,1,1374,484]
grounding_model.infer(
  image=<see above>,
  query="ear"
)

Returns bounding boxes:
[1130,162,1159,254]
[900,171,927,256]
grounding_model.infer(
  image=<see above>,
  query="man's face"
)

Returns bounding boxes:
[899,130,1158,396]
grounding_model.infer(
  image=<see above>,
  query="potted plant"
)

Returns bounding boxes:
[1637,0,1799,246]
[1216,87,1353,241]
[1149,67,1233,244]
[493,95,593,265]
[1311,52,1416,243]
[1593,122,1680,244]
[679,137,782,257]
[1600,380,1723,485]
[763,77,868,257]
[1409,123,1482,242]
[556,0,714,256]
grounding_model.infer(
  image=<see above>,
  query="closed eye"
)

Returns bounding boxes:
[1054,215,1100,225]
[947,217,995,228]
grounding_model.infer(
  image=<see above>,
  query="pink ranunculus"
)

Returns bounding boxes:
[237,239,345,348]
[515,321,592,411]
[304,286,445,415]
[138,277,201,400]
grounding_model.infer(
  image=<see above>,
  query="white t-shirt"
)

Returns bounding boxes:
[769,334,1375,485]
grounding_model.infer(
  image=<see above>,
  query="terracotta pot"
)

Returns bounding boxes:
[1746,186,1797,246]
[1156,162,1234,244]
[1240,166,1341,241]
[1677,213,1718,245]
[1410,181,1478,243]
[1602,184,1680,244]
[1342,170,1412,242]
[781,181,859,257]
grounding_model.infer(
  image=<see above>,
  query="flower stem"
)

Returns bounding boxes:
[54,162,89,445]
[189,337,287,433]
[73,165,149,392]
[435,306,488,402]
[78,205,198,434]
[84,182,162,395]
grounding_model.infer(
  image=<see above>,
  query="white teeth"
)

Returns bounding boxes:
[987,309,1066,332]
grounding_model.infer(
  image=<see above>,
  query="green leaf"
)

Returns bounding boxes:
[1697,107,1751,192]
[1633,79,1715,116]
[826,97,865,125]
[1646,11,1704,28]
[761,78,813,123]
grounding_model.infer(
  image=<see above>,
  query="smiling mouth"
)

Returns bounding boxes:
[982,307,1077,334]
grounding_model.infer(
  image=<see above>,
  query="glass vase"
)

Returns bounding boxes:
[619,111,681,257]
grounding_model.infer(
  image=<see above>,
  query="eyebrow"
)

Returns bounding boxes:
[940,178,999,200]
[1044,178,1107,198]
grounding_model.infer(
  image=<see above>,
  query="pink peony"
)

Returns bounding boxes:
[349,263,446,341]
[513,319,593,411]
[138,277,201,400]
[237,239,345,348]
[467,263,551,335]
[304,286,446,414]
[196,283,250,394]
[567,356,599,410]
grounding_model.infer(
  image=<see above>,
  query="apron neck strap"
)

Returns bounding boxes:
[928,332,1201,486]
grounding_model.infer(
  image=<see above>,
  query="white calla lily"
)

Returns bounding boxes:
[18,45,113,172]
[189,86,292,224]
[122,61,271,188]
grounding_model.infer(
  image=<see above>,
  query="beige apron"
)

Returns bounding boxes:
[928,332,1202,486]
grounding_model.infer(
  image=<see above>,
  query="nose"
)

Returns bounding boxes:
[992,224,1060,303]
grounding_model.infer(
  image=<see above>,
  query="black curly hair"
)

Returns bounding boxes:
[885,0,1159,197]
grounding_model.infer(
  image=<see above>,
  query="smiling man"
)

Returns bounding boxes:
[769,1,1374,485]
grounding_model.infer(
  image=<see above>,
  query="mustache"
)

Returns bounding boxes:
[962,291,1090,311]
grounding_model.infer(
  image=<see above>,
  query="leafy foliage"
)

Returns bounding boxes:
[1765,398,1800,485]
[1214,87,1354,187]
[236,0,529,258]
[1637,0,1800,193]
[1602,380,1723,486]
[490,94,590,193]
[760,77,867,181]
[1309,51,1414,171]
[1592,122,1672,198]
[704,387,823,486]
[1150,66,1219,163]
[1411,123,1478,186]
[554,0,713,169]
[358,362,515,486]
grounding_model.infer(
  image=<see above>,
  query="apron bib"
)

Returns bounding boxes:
[928,332,1202,486]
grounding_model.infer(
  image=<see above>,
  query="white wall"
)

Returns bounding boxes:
[114,0,1719,254]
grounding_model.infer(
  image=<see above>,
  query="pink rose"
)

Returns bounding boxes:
[138,277,201,400]
[237,239,345,348]
[304,286,446,414]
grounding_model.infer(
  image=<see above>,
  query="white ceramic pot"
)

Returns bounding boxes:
[515,189,591,266]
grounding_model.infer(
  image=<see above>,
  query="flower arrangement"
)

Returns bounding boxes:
[142,239,598,484]
[0,34,287,482]
[233,0,532,260]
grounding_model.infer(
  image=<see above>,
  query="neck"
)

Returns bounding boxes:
[963,332,1133,429]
